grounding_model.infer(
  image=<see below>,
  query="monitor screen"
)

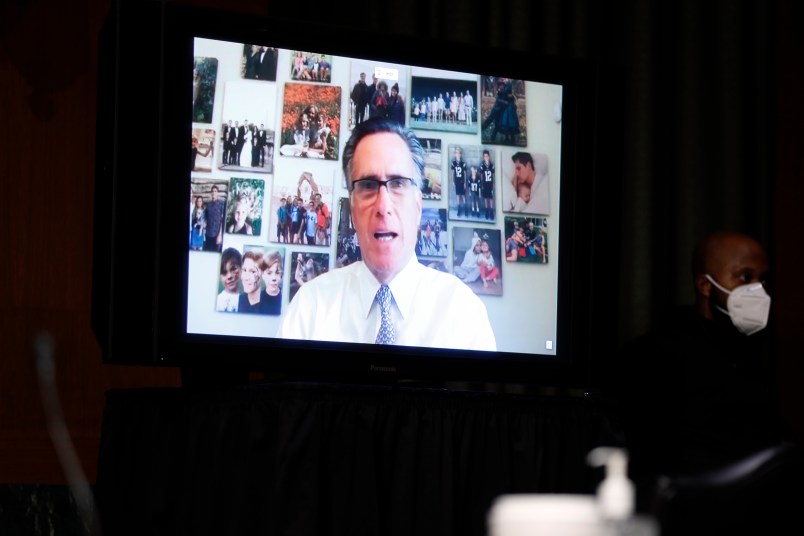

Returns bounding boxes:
[93,0,604,385]
[187,37,562,358]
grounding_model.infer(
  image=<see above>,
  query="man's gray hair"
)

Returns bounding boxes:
[342,118,425,190]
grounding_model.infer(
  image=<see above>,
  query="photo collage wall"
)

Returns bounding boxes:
[188,38,563,355]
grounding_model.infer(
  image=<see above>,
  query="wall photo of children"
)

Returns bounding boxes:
[447,144,497,223]
[225,177,265,237]
[501,150,550,215]
[504,216,548,263]
[289,252,330,302]
[242,45,278,81]
[415,208,448,258]
[269,167,333,246]
[409,75,478,134]
[419,137,442,200]
[278,83,341,160]
[217,81,276,173]
[452,227,503,296]
[289,51,332,83]
[215,246,243,313]
[480,76,527,146]
[236,245,285,315]
[348,61,409,128]
[192,56,218,123]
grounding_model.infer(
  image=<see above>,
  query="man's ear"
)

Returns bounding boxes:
[694,273,712,298]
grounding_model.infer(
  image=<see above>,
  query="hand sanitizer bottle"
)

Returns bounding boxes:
[488,447,658,536]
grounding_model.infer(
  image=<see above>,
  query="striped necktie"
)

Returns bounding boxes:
[374,285,395,345]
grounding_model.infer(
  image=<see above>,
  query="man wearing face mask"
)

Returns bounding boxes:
[614,231,782,488]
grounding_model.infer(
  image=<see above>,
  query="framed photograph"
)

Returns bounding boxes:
[242,45,278,81]
[191,128,216,173]
[237,245,285,315]
[503,216,549,263]
[289,51,333,83]
[500,150,550,215]
[269,165,333,246]
[288,251,330,302]
[348,61,409,129]
[335,197,361,268]
[214,245,243,313]
[409,75,478,134]
[217,81,277,173]
[480,77,527,146]
[416,208,448,258]
[447,144,497,223]
[278,82,341,160]
[192,56,218,123]
[452,227,503,296]
[419,137,442,200]
[190,178,228,253]
[225,177,265,237]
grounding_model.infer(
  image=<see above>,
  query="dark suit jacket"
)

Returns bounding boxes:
[255,49,277,81]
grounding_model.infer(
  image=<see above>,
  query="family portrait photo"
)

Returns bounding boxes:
[504,216,549,263]
[217,81,277,173]
[278,82,341,160]
[269,167,333,246]
[289,51,332,83]
[348,61,409,128]
[409,75,478,135]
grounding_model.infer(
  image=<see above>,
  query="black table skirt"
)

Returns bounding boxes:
[95,383,622,536]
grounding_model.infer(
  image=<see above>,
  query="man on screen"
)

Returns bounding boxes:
[278,118,496,350]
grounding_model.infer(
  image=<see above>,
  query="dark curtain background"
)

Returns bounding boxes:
[96,384,621,536]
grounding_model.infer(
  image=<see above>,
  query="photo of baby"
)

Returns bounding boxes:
[501,150,550,215]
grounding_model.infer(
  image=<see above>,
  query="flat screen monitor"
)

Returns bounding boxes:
[93,0,609,386]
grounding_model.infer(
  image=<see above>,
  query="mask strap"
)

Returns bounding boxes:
[705,274,732,317]
[705,274,731,295]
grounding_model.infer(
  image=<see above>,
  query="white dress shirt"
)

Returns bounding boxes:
[277,255,497,351]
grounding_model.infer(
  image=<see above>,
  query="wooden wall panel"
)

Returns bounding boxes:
[0,0,178,485]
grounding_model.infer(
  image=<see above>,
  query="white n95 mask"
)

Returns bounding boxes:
[705,274,771,335]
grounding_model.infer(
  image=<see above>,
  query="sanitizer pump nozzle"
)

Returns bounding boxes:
[587,447,635,521]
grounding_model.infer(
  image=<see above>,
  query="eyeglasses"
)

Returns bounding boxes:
[350,176,417,202]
